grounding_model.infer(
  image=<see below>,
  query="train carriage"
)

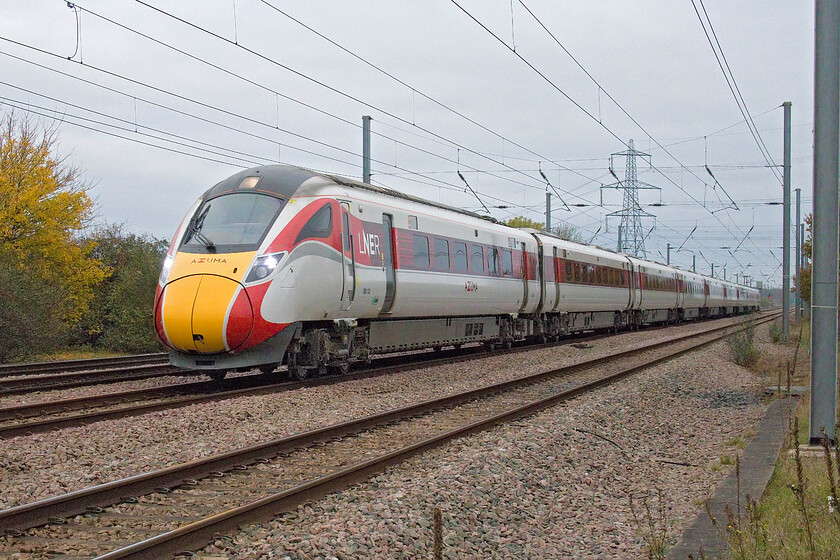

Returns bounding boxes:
[627,257,680,324]
[155,165,760,379]
[679,270,708,319]
[532,233,633,333]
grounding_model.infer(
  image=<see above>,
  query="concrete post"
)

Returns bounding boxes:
[362,115,372,184]
[809,0,839,445]
[795,188,802,324]
[800,223,806,317]
[782,101,791,343]
[546,190,551,232]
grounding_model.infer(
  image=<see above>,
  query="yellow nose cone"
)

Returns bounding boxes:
[162,274,249,354]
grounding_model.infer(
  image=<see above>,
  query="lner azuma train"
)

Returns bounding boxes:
[155,165,760,379]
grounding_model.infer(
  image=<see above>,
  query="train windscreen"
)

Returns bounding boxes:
[180,193,285,253]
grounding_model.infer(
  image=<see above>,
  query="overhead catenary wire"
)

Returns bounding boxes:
[690,0,783,185]
[0,42,600,211]
[1,4,784,281]
[47,1,611,216]
[454,0,780,273]
[119,0,599,194]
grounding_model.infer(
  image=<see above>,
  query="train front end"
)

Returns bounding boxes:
[154,166,320,374]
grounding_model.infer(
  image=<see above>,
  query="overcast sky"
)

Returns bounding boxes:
[0,1,817,287]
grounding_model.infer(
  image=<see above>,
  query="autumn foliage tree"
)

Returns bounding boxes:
[0,113,106,361]
[504,215,584,243]
[795,213,812,303]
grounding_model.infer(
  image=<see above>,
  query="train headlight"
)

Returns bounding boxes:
[246,252,285,284]
[159,254,174,285]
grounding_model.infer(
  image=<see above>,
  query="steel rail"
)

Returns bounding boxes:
[0,364,185,397]
[0,312,774,556]
[0,354,168,378]
[0,329,612,438]
[100,317,777,560]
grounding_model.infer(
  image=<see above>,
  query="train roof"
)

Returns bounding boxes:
[321,170,500,225]
[206,165,500,226]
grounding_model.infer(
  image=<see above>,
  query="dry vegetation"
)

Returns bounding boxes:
[718,320,840,559]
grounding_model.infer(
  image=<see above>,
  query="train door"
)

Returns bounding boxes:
[553,247,560,311]
[676,273,684,308]
[380,213,396,314]
[624,258,635,309]
[340,202,356,311]
[519,241,529,312]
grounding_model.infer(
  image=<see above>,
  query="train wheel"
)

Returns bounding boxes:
[317,361,329,377]
[504,340,513,350]
[288,353,309,381]
[259,364,276,374]
[291,365,309,381]
[207,370,227,381]
[453,344,462,351]
[332,361,351,375]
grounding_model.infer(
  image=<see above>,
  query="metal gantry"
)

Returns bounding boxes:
[602,139,660,258]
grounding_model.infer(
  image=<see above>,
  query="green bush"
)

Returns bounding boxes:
[768,321,783,343]
[0,256,67,362]
[728,322,759,366]
[71,225,167,354]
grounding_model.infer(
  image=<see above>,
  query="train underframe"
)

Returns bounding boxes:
[269,304,754,381]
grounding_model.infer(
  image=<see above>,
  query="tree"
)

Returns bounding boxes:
[504,215,585,243]
[0,112,106,360]
[73,225,168,353]
[795,213,812,303]
[504,216,544,230]
[551,222,585,244]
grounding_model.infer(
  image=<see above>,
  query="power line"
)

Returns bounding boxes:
[690,0,782,185]
[1,81,571,226]
[450,0,761,264]
[0,42,596,211]
[119,1,599,193]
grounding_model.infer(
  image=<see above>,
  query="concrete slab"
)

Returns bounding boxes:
[666,398,792,559]
[763,385,808,396]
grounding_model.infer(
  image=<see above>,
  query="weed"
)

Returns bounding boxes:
[820,428,840,525]
[791,417,816,558]
[433,506,442,560]
[768,321,783,343]
[726,437,746,449]
[728,322,759,366]
[630,489,667,560]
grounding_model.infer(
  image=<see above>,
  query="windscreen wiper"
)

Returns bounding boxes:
[186,204,216,251]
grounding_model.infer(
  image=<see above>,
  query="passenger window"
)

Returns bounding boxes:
[434,238,450,270]
[502,249,513,276]
[453,242,468,271]
[295,203,332,244]
[413,235,430,268]
[565,261,572,280]
[487,247,499,276]
[471,245,484,272]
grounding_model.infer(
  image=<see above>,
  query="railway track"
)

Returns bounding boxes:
[0,329,609,439]
[0,354,169,378]
[0,362,184,397]
[0,312,776,559]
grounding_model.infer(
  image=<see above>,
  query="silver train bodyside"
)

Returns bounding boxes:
[156,165,761,376]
